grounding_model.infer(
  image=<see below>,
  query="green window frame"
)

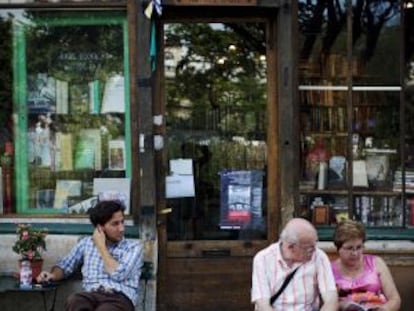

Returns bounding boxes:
[12,11,131,214]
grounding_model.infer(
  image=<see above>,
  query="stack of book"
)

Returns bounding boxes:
[393,169,414,193]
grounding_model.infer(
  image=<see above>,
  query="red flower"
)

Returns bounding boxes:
[22,231,29,240]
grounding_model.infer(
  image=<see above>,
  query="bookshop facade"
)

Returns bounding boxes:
[1,0,414,310]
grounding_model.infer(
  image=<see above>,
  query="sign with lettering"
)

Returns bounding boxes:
[170,0,257,6]
[219,170,264,230]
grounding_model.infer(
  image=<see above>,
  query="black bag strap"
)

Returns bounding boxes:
[269,266,300,305]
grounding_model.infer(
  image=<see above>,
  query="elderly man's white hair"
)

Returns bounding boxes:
[279,218,317,244]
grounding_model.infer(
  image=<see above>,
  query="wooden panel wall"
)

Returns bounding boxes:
[163,257,254,311]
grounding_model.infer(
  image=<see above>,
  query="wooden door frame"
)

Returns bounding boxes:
[156,13,278,246]
[152,2,298,310]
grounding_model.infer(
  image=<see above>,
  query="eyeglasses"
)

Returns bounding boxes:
[295,243,317,254]
[341,244,364,253]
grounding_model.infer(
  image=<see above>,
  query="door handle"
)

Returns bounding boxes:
[158,208,172,215]
[202,249,231,257]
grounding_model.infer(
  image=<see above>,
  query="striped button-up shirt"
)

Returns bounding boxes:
[251,242,336,311]
[57,237,143,306]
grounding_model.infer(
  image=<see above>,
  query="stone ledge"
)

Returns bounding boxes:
[318,240,414,266]
[319,240,414,253]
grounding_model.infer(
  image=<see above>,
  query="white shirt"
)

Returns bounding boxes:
[251,241,336,311]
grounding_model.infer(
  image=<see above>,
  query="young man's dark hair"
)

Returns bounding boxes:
[88,200,125,227]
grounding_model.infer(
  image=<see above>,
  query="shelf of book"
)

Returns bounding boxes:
[297,15,414,229]
[299,76,406,228]
[301,193,406,228]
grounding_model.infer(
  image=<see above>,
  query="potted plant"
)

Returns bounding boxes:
[12,223,47,280]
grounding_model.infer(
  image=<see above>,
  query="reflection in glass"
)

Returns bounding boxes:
[10,11,128,213]
[164,23,267,240]
[298,0,348,85]
[352,0,401,85]
[298,0,401,86]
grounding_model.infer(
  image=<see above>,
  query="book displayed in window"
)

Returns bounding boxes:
[353,160,369,187]
[101,74,125,113]
[27,73,56,114]
[328,156,346,186]
[108,139,125,171]
[74,129,102,170]
[74,136,95,170]
[53,180,82,210]
[36,189,55,209]
[67,196,98,214]
[88,80,100,114]
[366,154,389,183]
[70,83,89,114]
[82,129,102,170]
[56,79,69,114]
[93,178,131,214]
[54,132,73,171]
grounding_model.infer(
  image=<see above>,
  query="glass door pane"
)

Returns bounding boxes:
[164,22,268,240]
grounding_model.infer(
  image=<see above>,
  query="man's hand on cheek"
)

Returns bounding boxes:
[93,225,106,247]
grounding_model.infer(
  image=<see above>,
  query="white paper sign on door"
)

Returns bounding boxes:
[170,159,193,175]
[166,175,195,198]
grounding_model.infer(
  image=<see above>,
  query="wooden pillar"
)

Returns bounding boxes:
[135,3,159,311]
[278,0,299,229]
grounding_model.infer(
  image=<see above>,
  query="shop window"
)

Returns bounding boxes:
[0,10,130,215]
[297,0,410,232]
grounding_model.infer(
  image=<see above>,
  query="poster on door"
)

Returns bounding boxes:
[219,170,264,230]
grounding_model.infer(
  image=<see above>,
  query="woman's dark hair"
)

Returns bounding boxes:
[88,200,125,226]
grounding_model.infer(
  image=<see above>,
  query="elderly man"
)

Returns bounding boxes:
[251,218,338,311]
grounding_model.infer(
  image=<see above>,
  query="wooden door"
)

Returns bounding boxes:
[157,16,279,311]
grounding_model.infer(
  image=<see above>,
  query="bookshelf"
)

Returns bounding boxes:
[10,12,132,215]
[299,53,406,228]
